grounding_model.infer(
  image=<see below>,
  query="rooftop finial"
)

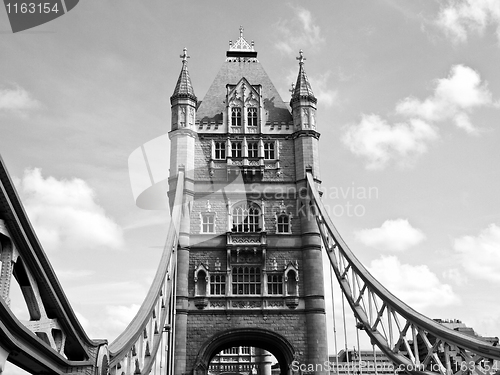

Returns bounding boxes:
[180,47,190,64]
[240,25,244,38]
[296,50,306,65]
[289,83,295,94]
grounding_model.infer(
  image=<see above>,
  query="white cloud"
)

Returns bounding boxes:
[355,219,426,252]
[309,72,338,108]
[16,168,124,252]
[442,268,468,286]
[105,304,140,331]
[56,269,96,280]
[342,114,438,169]
[343,65,497,168]
[275,5,325,54]
[453,224,500,283]
[436,0,500,44]
[396,65,495,134]
[0,84,40,115]
[369,256,460,312]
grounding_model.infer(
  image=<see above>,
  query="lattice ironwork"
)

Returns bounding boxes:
[306,172,500,375]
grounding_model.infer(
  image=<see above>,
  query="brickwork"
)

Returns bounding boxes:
[171,35,328,375]
[185,312,308,370]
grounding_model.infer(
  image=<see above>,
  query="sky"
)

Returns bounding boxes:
[1,0,500,372]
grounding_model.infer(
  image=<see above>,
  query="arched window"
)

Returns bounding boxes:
[232,202,261,232]
[247,107,258,127]
[231,107,242,126]
[196,270,207,296]
[286,270,297,296]
[247,141,258,158]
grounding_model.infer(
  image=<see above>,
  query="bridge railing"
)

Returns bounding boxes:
[306,172,500,375]
[0,155,108,375]
[108,169,185,375]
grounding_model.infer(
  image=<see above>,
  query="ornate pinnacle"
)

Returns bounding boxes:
[296,49,306,65]
[180,47,190,63]
[289,83,295,94]
[239,25,244,38]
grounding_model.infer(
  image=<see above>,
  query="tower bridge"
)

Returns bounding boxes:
[1,29,500,375]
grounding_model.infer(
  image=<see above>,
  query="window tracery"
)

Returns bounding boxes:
[231,201,261,232]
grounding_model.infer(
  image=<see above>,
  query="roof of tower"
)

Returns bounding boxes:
[197,28,292,124]
[226,26,258,59]
[171,48,196,101]
[291,50,316,103]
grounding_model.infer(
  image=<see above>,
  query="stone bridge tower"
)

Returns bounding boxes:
[168,29,327,375]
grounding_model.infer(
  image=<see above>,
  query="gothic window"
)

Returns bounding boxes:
[210,274,226,295]
[232,266,261,295]
[214,141,226,159]
[247,141,258,158]
[232,141,242,158]
[276,214,290,233]
[231,201,261,232]
[264,141,275,160]
[267,274,283,295]
[231,107,242,126]
[201,213,216,234]
[196,270,207,296]
[286,269,298,296]
[247,107,258,127]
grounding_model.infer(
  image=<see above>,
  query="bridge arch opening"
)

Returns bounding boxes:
[193,328,295,375]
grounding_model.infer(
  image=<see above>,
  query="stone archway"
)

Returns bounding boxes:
[193,328,295,375]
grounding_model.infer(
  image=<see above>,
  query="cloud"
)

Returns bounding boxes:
[355,219,426,252]
[343,65,496,168]
[396,65,495,134]
[368,256,460,312]
[342,115,438,169]
[104,304,141,331]
[442,268,468,286]
[453,224,500,283]
[309,72,338,108]
[436,0,500,44]
[56,269,96,280]
[275,5,325,54]
[0,84,40,115]
[16,168,124,252]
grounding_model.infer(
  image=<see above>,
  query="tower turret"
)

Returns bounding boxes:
[291,50,320,180]
[170,47,197,131]
[169,48,198,186]
[169,49,197,375]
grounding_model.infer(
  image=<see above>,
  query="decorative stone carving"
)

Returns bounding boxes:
[194,297,209,310]
[231,301,262,308]
[285,297,299,309]
[268,300,285,307]
[210,300,226,308]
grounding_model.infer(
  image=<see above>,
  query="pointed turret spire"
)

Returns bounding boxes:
[171,48,197,101]
[291,50,316,104]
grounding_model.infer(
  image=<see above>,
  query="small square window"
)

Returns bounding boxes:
[277,214,290,233]
[201,213,215,233]
[214,141,226,160]
[210,274,226,295]
[264,142,275,160]
[267,274,283,295]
